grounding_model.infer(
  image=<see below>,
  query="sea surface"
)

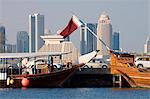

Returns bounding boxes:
[0,88,149,99]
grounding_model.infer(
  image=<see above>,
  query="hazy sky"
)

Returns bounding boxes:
[0,0,149,53]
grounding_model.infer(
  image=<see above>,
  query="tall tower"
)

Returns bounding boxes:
[16,31,29,53]
[29,13,44,52]
[80,23,97,55]
[144,35,150,53]
[113,32,120,51]
[0,26,5,53]
[97,12,112,55]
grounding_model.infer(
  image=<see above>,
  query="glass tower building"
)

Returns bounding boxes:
[80,23,97,55]
[113,32,120,51]
[0,26,5,53]
[29,13,44,52]
[16,31,29,53]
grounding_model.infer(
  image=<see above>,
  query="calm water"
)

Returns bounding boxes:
[0,88,149,99]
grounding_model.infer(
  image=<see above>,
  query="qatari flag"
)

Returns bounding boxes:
[59,15,83,38]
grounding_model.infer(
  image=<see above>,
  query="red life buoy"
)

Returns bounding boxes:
[21,77,29,87]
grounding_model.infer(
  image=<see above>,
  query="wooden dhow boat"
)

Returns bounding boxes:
[110,51,150,88]
[0,51,98,88]
[6,63,84,88]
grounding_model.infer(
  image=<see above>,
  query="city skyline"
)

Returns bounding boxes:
[0,0,149,53]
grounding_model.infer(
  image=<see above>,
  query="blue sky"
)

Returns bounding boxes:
[0,0,149,53]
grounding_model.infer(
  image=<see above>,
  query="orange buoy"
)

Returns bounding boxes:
[21,77,29,87]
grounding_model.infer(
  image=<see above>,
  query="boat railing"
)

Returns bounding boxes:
[10,63,73,75]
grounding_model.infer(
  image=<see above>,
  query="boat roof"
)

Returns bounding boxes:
[112,51,129,55]
[112,51,134,57]
[0,52,70,59]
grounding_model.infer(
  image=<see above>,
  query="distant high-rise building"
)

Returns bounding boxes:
[144,35,150,53]
[80,23,97,55]
[113,32,120,51]
[16,31,29,53]
[29,13,44,52]
[6,44,16,53]
[0,26,5,53]
[97,12,112,55]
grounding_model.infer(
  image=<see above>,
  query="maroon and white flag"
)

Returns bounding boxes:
[59,15,82,38]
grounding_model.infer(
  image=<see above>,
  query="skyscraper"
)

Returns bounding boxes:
[16,31,29,53]
[144,35,150,53]
[97,12,112,55]
[113,32,120,51]
[0,26,5,53]
[29,13,44,52]
[80,23,97,55]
